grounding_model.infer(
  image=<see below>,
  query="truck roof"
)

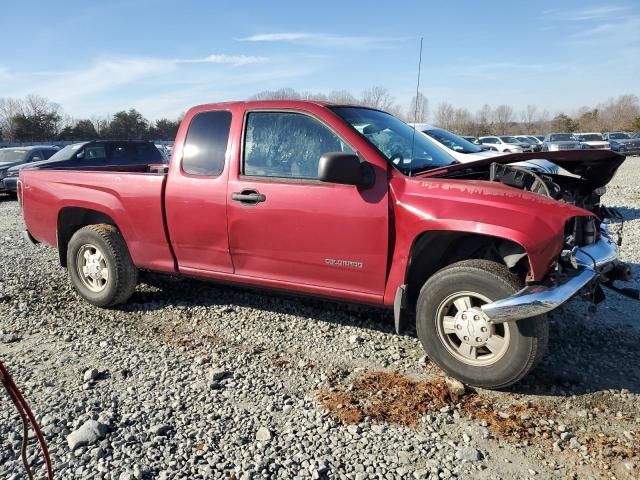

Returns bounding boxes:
[187,100,381,112]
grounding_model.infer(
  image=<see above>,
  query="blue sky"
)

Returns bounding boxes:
[0,0,638,119]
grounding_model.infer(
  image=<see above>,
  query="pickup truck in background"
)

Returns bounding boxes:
[18,100,631,388]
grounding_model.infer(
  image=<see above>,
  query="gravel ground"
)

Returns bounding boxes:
[1,159,640,479]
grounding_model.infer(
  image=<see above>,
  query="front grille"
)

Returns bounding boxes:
[557,144,578,151]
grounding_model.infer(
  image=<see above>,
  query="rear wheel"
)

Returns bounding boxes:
[504,149,512,153]
[416,259,548,389]
[67,224,138,307]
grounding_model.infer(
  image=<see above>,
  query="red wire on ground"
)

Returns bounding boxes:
[0,359,54,479]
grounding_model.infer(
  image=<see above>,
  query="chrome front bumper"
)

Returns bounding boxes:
[481,233,619,323]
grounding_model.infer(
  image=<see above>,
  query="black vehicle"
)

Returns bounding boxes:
[515,135,542,152]
[0,146,58,194]
[2,140,166,192]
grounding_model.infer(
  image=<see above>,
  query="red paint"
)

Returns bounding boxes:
[20,100,594,308]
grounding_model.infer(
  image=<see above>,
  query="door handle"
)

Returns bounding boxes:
[231,190,266,204]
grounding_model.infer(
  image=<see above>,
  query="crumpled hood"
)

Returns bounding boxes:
[419,149,625,190]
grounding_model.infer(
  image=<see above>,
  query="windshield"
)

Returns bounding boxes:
[330,107,458,174]
[499,136,520,143]
[423,129,482,154]
[609,132,630,139]
[516,136,534,144]
[0,149,28,163]
[550,133,576,142]
[580,134,604,141]
[462,136,481,145]
[45,143,86,162]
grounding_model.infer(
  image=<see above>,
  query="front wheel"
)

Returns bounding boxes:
[67,224,138,307]
[416,259,548,389]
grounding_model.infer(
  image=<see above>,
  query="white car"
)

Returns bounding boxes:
[409,124,558,174]
[575,132,610,150]
[479,136,528,153]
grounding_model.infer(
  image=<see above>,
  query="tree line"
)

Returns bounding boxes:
[0,95,181,143]
[249,88,640,136]
[1,89,639,143]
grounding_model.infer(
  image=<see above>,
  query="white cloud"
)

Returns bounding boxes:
[176,54,268,66]
[572,5,630,21]
[12,53,269,105]
[0,67,13,82]
[546,5,631,21]
[238,32,403,49]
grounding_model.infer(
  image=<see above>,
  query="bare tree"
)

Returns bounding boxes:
[249,88,302,100]
[434,102,456,130]
[520,104,538,134]
[91,114,111,137]
[360,86,395,110]
[300,91,328,102]
[0,97,25,141]
[327,90,358,104]
[492,105,514,135]
[451,108,473,135]
[598,94,640,131]
[407,92,429,123]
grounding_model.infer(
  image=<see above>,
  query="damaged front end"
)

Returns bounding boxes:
[422,150,636,322]
[421,149,626,218]
[480,222,633,323]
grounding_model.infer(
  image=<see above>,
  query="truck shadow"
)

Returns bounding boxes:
[508,297,640,396]
[129,273,640,396]
[129,273,398,334]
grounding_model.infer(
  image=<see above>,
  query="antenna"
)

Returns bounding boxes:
[409,37,424,176]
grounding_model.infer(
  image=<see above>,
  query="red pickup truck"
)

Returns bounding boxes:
[18,100,631,388]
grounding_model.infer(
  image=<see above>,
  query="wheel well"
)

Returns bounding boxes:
[57,208,117,267]
[403,231,528,310]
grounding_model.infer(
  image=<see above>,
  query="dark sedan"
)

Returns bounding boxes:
[0,146,58,194]
[2,140,165,192]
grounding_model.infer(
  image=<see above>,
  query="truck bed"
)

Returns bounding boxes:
[20,168,176,273]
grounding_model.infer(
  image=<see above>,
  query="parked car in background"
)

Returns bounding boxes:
[155,144,172,162]
[2,140,165,193]
[541,133,582,151]
[603,132,640,156]
[478,136,528,153]
[630,132,640,139]
[19,100,631,388]
[514,136,541,152]
[410,124,557,173]
[0,146,58,194]
[534,135,545,142]
[461,135,498,151]
[575,133,610,150]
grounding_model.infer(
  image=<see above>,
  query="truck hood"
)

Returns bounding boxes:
[418,149,625,190]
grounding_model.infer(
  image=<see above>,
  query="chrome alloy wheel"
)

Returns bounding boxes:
[436,291,510,366]
[76,244,110,293]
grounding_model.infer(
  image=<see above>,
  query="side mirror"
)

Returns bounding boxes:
[318,153,375,188]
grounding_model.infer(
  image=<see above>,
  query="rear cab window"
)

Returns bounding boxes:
[182,111,232,176]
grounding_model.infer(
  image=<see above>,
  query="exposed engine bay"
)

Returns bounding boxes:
[425,149,627,221]
[488,163,606,214]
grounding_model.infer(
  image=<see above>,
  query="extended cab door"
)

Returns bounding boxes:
[226,110,389,299]
[164,110,234,273]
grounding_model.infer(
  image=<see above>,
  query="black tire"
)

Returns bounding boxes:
[416,259,548,389]
[67,224,138,307]
[504,149,511,153]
